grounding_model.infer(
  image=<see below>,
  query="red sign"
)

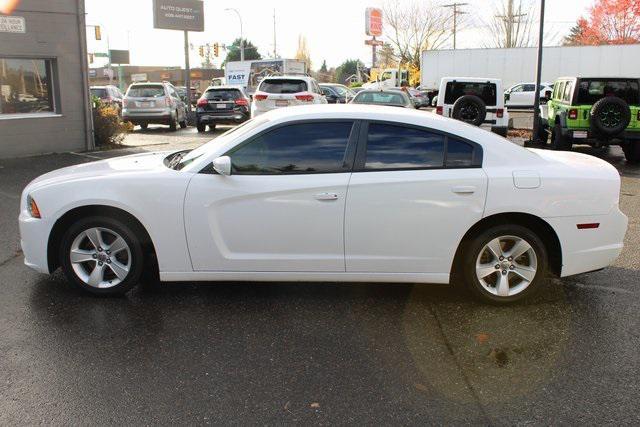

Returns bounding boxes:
[365,7,383,37]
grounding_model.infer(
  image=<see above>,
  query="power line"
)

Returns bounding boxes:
[443,3,468,49]
[495,0,528,48]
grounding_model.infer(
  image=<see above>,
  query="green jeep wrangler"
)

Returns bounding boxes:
[541,77,640,163]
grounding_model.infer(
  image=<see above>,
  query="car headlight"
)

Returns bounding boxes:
[27,195,41,218]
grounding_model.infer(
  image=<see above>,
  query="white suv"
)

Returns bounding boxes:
[251,75,327,117]
[436,77,509,137]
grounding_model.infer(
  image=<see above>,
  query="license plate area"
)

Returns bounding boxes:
[275,100,289,107]
[573,131,588,139]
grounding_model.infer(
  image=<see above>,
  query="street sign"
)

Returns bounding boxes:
[131,73,148,82]
[109,50,130,64]
[365,7,383,37]
[0,15,25,33]
[365,39,384,46]
[153,0,204,32]
[190,70,202,79]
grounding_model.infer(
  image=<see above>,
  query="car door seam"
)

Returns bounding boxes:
[343,172,353,273]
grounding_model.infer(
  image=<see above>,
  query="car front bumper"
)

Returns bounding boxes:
[19,211,52,274]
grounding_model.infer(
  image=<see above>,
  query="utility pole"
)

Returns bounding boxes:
[442,2,468,49]
[184,30,191,112]
[530,0,546,144]
[273,9,277,58]
[496,0,527,48]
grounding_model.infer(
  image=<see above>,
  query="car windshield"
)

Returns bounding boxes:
[90,88,107,98]
[260,79,307,94]
[205,89,241,101]
[445,82,497,106]
[332,86,354,97]
[576,79,640,105]
[170,117,270,170]
[353,91,408,106]
[127,85,165,98]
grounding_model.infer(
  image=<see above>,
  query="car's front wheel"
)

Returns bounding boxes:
[461,224,548,304]
[59,216,144,295]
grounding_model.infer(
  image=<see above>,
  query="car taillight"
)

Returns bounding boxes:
[254,94,268,101]
[295,94,314,102]
[568,109,578,120]
[436,106,443,115]
[197,98,208,107]
[496,108,504,118]
[235,98,249,106]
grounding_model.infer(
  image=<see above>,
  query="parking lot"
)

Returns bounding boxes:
[1,127,639,424]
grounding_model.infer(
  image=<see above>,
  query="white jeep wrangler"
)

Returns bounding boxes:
[436,77,509,137]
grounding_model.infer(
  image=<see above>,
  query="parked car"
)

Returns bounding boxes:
[90,85,124,113]
[176,86,200,105]
[19,104,627,304]
[540,77,640,163]
[436,77,509,137]
[122,82,188,131]
[351,87,365,94]
[195,86,251,132]
[350,89,414,108]
[319,83,356,104]
[505,82,553,109]
[415,85,439,106]
[388,87,429,109]
[251,75,327,117]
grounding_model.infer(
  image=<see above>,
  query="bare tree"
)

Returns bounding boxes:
[486,0,535,48]
[383,0,451,70]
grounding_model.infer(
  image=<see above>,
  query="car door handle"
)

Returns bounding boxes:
[314,192,339,201]
[452,186,476,194]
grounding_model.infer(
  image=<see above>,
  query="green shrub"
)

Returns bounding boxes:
[92,97,129,147]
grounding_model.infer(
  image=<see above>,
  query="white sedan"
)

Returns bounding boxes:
[19,105,628,304]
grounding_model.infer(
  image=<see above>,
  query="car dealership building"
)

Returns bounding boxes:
[0,0,93,158]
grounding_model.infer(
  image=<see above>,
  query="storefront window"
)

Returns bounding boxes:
[0,58,54,115]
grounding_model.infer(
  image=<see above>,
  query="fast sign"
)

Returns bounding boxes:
[365,7,382,37]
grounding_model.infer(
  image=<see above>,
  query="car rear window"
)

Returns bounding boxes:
[205,89,241,101]
[260,79,307,94]
[90,88,107,98]
[353,92,408,106]
[444,82,497,106]
[576,79,640,105]
[127,85,165,98]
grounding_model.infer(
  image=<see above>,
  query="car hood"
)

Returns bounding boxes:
[26,151,172,192]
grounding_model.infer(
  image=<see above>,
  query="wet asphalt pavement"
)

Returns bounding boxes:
[0,131,639,425]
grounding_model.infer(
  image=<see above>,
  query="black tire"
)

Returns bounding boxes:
[622,141,640,164]
[196,122,206,132]
[59,216,144,296]
[550,121,572,151]
[536,119,549,143]
[590,96,631,137]
[460,224,549,305]
[208,124,216,131]
[452,95,487,126]
[139,124,148,130]
[169,112,178,131]
[179,119,187,129]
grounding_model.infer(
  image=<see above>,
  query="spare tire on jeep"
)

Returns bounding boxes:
[590,96,631,137]
[452,95,487,127]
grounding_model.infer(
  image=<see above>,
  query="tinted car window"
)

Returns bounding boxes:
[446,138,474,167]
[445,82,497,106]
[576,79,640,105]
[260,79,307,94]
[205,89,241,101]
[364,124,444,170]
[127,85,165,98]
[230,122,353,175]
[90,88,108,99]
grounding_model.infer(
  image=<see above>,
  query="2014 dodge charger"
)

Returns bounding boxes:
[19,105,628,304]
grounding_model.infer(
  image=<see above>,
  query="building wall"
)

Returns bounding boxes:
[0,0,91,158]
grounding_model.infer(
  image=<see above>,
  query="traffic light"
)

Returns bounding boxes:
[213,43,219,57]
[94,26,101,41]
[198,45,204,57]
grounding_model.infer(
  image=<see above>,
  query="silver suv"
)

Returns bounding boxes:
[122,82,188,131]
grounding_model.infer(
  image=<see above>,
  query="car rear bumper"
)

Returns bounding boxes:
[560,128,640,143]
[546,208,628,277]
[196,111,249,124]
[122,109,173,124]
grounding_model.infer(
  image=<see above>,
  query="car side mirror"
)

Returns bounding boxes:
[212,156,231,176]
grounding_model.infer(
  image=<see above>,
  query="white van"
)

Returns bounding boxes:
[436,77,509,136]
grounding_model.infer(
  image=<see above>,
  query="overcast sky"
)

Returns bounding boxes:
[85,0,595,69]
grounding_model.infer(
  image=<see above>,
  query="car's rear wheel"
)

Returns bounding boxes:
[59,216,144,296]
[461,224,548,304]
[550,122,572,150]
[196,122,206,132]
[208,124,216,131]
[139,124,148,130]
[622,140,640,164]
[169,112,178,131]
[179,119,187,129]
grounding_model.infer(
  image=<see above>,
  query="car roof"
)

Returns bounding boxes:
[130,82,164,86]
[204,85,245,91]
[261,75,312,81]
[442,77,502,83]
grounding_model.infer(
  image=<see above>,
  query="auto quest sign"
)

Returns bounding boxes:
[153,0,204,32]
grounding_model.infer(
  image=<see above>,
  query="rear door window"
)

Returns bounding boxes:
[260,79,308,94]
[444,82,497,106]
[205,89,241,101]
[563,82,573,102]
[576,79,640,105]
[127,85,165,98]
[446,138,475,167]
